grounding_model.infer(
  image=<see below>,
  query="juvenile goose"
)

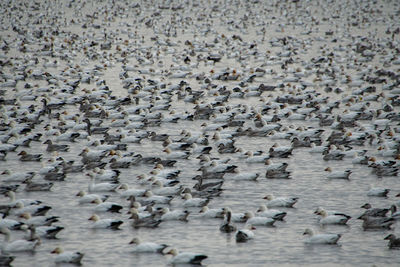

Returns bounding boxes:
[303,228,341,244]
[360,203,390,217]
[358,214,395,230]
[219,209,237,233]
[43,140,69,152]
[51,247,84,264]
[18,151,42,161]
[263,195,298,208]
[88,214,123,230]
[24,180,54,192]
[165,248,208,265]
[384,234,400,249]
[129,237,168,253]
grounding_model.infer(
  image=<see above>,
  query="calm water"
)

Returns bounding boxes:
[1,0,400,266]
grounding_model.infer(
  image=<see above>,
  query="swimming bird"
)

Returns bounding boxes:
[244,212,276,226]
[158,207,190,221]
[0,227,39,252]
[219,209,237,233]
[199,206,225,218]
[384,234,400,249]
[51,247,84,264]
[357,214,394,230]
[88,214,123,230]
[76,190,109,204]
[324,167,352,179]
[182,193,209,207]
[303,228,341,244]
[91,197,123,213]
[360,203,390,217]
[315,209,351,225]
[263,195,298,208]
[129,237,168,253]
[19,212,59,226]
[165,248,208,265]
[256,204,287,220]
[236,225,256,243]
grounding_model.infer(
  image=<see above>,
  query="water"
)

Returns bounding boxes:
[1,0,400,266]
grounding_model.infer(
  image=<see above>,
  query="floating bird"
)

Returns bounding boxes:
[129,237,168,253]
[303,228,341,244]
[51,247,84,264]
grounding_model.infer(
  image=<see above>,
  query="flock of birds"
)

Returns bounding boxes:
[0,0,400,266]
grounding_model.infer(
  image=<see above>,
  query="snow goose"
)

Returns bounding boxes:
[182,193,209,207]
[256,204,287,220]
[384,234,400,249]
[0,227,40,252]
[199,206,225,218]
[315,209,351,225]
[87,173,120,192]
[389,205,400,220]
[357,214,394,230]
[93,168,120,181]
[141,190,173,205]
[51,247,84,264]
[244,212,276,226]
[244,151,270,163]
[1,170,35,183]
[118,184,147,199]
[91,197,123,213]
[367,187,390,197]
[76,190,109,204]
[324,167,352,179]
[219,209,237,233]
[24,224,64,239]
[5,191,42,206]
[163,147,190,159]
[236,224,256,243]
[129,237,168,253]
[263,195,298,208]
[157,207,189,221]
[303,228,341,244]
[151,180,183,196]
[88,214,123,230]
[0,217,25,230]
[19,212,59,226]
[229,169,260,181]
[10,201,51,216]
[165,248,208,265]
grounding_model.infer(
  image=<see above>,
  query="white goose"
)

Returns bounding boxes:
[324,167,352,179]
[76,190,109,204]
[303,228,341,244]
[88,214,123,230]
[244,212,276,226]
[256,204,287,220]
[151,180,183,196]
[229,169,260,181]
[235,224,256,243]
[19,212,59,226]
[263,195,298,208]
[91,198,123,213]
[0,227,39,252]
[118,183,146,198]
[159,207,190,221]
[87,173,120,192]
[315,209,351,225]
[129,237,167,253]
[165,248,208,265]
[51,247,84,264]
[199,206,225,218]
[163,147,190,159]
[182,193,209,207]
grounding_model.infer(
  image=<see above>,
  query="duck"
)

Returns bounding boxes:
[165,248,208,265]
[0,227,40,252]
[263,195,298,208]
[256,204,287,220]
[384,234,400,249]
[51,247,84,264]
[315,209,351,225]
[88,214,123,230]
[199,206,225,218]
[182,193,209,207]
[244,211,276,226]
[324,167,352,179]
[219,209,237,233]
[129,237,168,253]
[76,190,109,204]
[236,224,256,243]
[91,197,123,213]
[303,228,341,244]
